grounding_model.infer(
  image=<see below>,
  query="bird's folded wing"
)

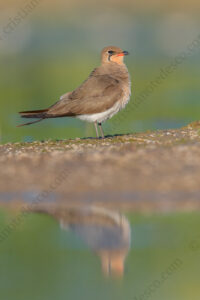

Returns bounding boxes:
[47,75,123,116]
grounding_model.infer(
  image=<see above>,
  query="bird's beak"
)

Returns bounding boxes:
[117,51,129,57]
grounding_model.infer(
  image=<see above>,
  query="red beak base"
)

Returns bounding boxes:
[117,53,125,57]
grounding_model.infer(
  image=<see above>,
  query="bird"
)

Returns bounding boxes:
[18,46,131,138]
[31,204,131,277]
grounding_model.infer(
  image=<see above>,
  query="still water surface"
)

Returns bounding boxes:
[0,204,199,300]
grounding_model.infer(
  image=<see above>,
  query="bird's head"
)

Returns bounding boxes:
[101,46,129,65]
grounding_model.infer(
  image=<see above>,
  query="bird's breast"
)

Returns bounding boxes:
[120,77,131,109]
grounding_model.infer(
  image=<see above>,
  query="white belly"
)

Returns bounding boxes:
[77,101,121,123]
[77,87,131,123]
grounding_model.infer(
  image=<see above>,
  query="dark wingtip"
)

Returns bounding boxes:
[19,109,48,115]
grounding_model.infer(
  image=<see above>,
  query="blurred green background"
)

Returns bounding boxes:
[0,0,200,143]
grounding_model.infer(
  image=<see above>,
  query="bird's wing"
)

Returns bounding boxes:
[47,74,123,116]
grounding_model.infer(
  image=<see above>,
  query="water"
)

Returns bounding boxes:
[0,205,199,300]
[1,8,200,300]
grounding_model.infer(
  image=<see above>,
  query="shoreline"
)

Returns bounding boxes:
[0,121,200,213]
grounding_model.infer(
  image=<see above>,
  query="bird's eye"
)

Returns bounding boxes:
[108,50,115,55]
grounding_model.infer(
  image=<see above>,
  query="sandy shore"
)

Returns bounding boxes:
[0,121,200,213]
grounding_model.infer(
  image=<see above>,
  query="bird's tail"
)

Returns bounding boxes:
[17,118,44,127]
[17,109,48,127]
[19,109,48,119]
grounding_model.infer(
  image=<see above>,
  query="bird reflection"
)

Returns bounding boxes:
[35,205,131,277]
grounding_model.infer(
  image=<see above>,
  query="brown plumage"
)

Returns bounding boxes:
[18,46,131,138]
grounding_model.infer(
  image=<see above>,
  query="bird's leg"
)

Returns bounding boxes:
[94,121,99,138]
[98,123,105,139]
